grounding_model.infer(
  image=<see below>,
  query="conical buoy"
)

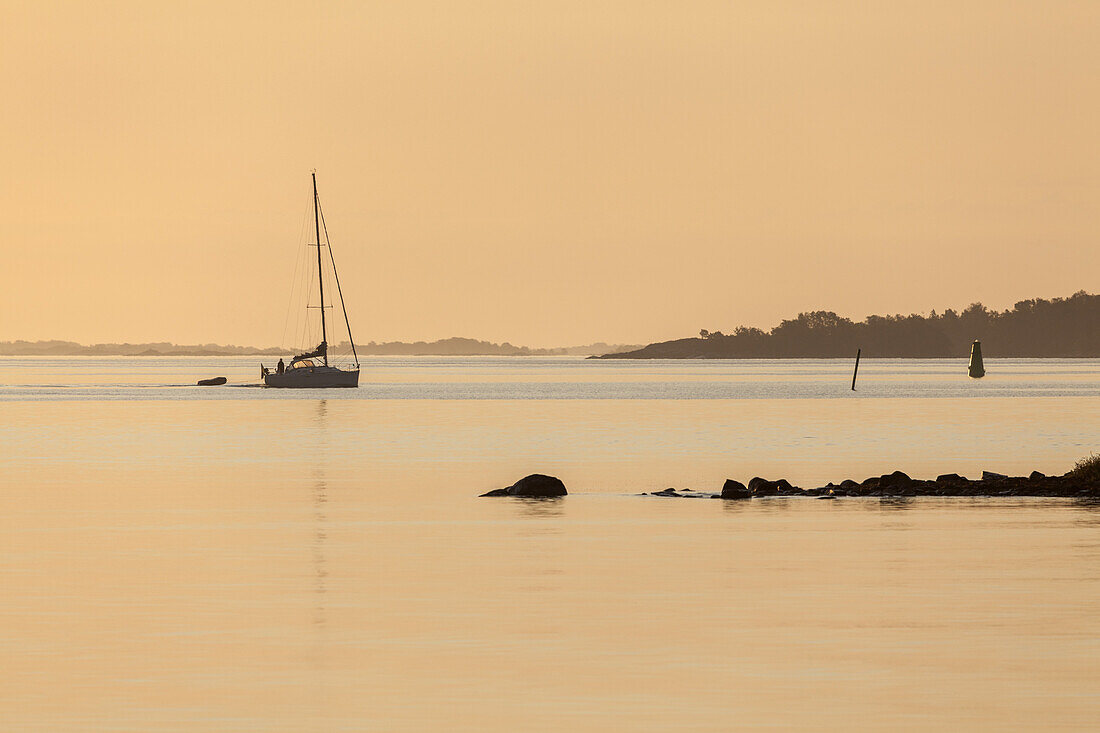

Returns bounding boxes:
[968,340,985,378]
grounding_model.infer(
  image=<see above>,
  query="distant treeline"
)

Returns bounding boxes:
[0,337,640,357]
[598,290,1099,359]
[350,337,640,356]
[0,340,284,356]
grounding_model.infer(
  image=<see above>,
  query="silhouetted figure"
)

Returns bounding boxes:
[277,358,285,374]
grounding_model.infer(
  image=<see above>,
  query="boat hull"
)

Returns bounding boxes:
[263,366,359,388]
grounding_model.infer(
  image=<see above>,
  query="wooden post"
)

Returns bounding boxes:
[851,348,861,391]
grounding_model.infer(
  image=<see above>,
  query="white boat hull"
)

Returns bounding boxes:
[263,366,359,388]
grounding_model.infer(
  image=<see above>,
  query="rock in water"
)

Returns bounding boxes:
[481,473,567,497]
[479,488,512,497]
[982,471,1008,481]
[774,479,796,494]
[879,470,914,491]
[197,376,227,386]
[509,474,567,497]
[721,479,750,500]
[747,477,776,496]
[746,477,795,496]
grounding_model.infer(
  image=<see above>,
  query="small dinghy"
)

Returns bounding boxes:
[197,376,227,386]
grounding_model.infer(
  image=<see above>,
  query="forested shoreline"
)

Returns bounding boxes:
[598,291,1098,358]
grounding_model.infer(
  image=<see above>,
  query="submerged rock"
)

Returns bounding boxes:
[480,473,567,497]
[649,487,721,499]
[721,479,750,500]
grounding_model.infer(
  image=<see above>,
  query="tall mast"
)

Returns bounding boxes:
[312,172,328,366]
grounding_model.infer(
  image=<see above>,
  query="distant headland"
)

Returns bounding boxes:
[595,290,1098,359]
[0,337,642,357]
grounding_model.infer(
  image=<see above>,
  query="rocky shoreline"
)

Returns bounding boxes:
[482,458,1100,501]
[647,469,1100,500]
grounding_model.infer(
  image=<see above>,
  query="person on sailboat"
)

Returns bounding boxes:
[277,358,285,374]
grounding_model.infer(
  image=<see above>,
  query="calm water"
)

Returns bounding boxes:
[2,357,1099,730]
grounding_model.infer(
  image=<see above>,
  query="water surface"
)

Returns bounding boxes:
[1,357,1098,730]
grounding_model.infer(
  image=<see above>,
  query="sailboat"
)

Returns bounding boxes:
[262,173,360,388]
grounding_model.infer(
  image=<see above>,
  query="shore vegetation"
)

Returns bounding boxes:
[600,290,1098,359]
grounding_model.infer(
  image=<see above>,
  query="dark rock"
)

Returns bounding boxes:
[650,487,723,499]
[721,479,750,500]
[775,479,798,495]
[817,494,837,500]
[197,376,227,386]
[479,488,511,497]
[481,473,567,497]
[747,477,769,493]
[747,477,796,496]
[620,465,1093,502]
[879,470,913,491]
[508,473,567,497]
[748,477,778,496]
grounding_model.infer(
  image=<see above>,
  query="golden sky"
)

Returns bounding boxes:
[2,1,1097,347]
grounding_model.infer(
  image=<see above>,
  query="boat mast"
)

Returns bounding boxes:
[312,172,328,366]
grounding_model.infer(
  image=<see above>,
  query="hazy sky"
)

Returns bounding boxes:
[2,1,1097,347]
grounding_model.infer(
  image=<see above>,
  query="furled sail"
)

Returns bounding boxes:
[293,341,327,363]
